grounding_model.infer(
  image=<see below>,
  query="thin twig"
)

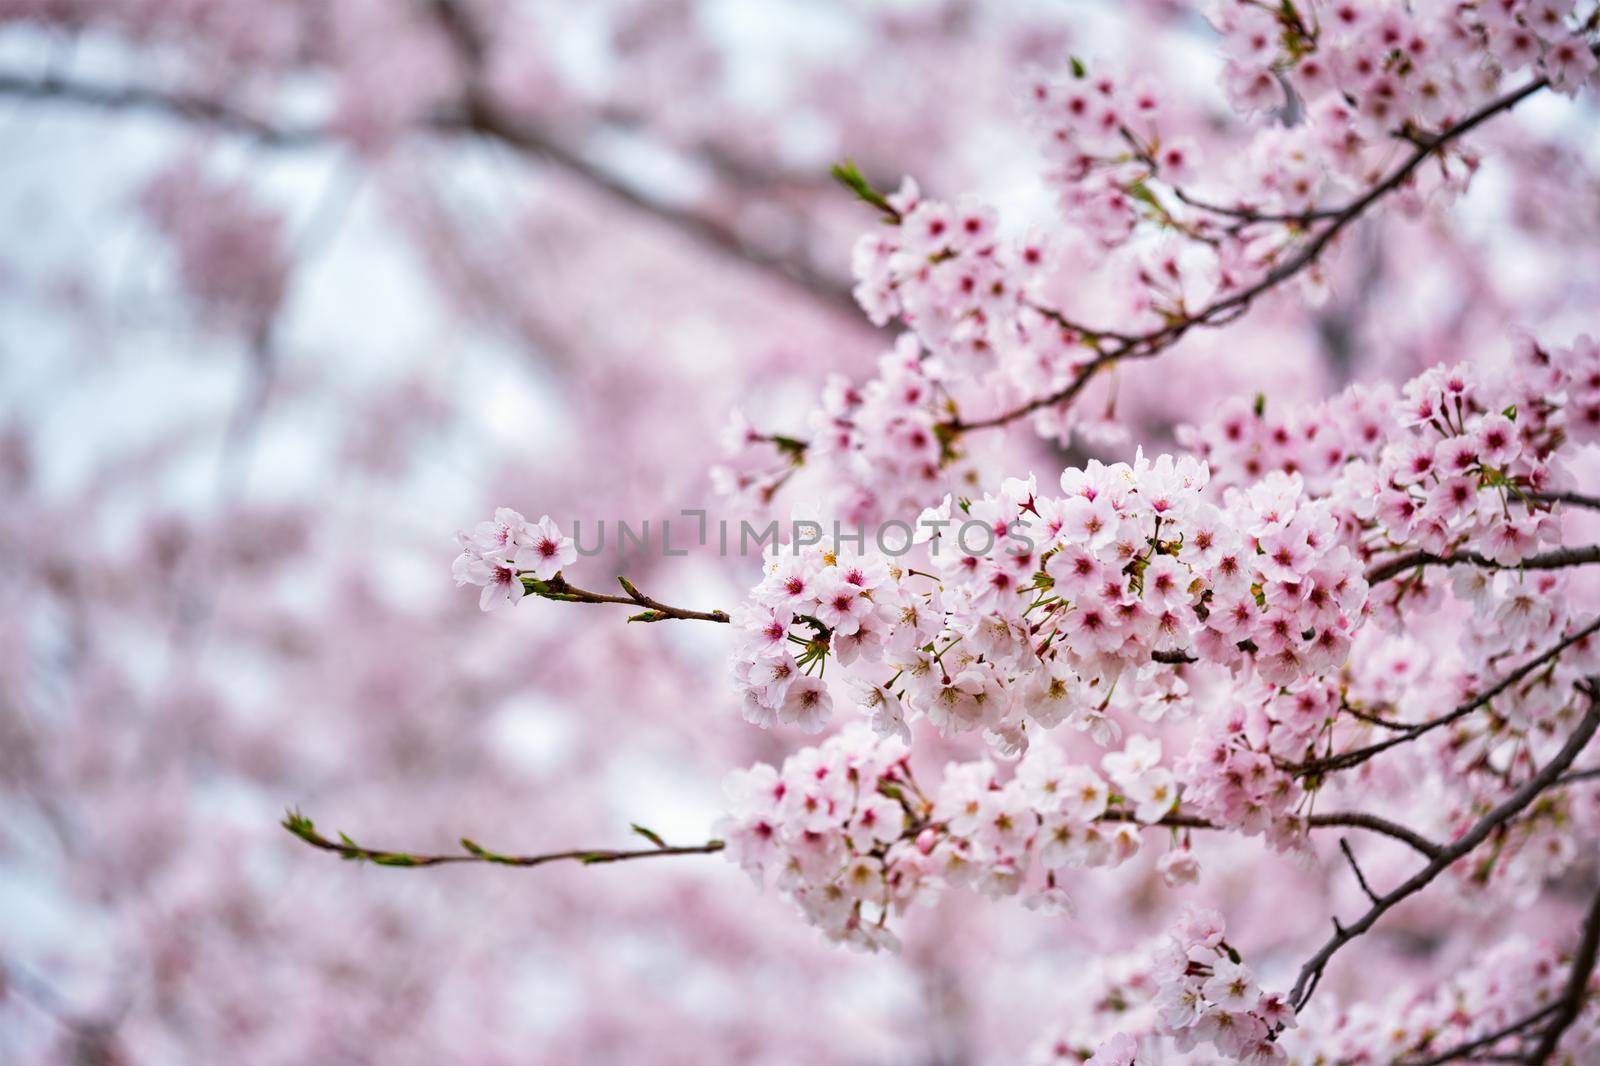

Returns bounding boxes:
[1339,838,1381,905]
[1395,1001,1561,1066]
[282,809,725,868]
[1532,491,1600,513]
[523,574,731,624]
[0,72,324,145]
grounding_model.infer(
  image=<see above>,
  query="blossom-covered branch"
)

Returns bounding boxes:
[950,65,1562,436]
[1295,616,1600,778]
[1287,679,1600,1012]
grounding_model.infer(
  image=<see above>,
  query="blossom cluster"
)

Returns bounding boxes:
[730,450,1367,756]
[1211,0,1600,123]
[845,190,1130,449]
[1034,919,1600,1063]
[1182,335,1600,590]
[1149,906,1293,1063]
[717,10,1598,520]
[451,508,576,611]
[1197,0,1600,261]
[1033,907,1291,1065]
[1177,676,1340,846]
[1294,934,1600,1061]
[716,726,1189,949]
[713,335,984,524]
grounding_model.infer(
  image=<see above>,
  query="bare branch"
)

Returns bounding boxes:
[1533,491,1600,513]
[0,72,324,145]
[282,809,725,868]
[521,574,731,624]
[1365,545,1600,585]
[1339,837,1381,905]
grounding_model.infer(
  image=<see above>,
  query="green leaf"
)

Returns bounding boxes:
[1125,180,1161,209]
[1069,56,1087,79]
[830,158,900,222]
[372,853,418,867]
[768,434,810,462]
[630,824,668,849]
[281,809,315,838]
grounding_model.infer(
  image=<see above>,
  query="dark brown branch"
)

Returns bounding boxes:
[523,574,731,624]
[1287,682,1600,1012]
[282,809,725,868]
[1365,545,1600,585]
[1169,185,1343,226]
[1306,812,1444,859]
[1525,880,1600,1063]
[1532,490,1600,513]
[1340,703,1412,731]
[1339,837,1382,904]
[1555,766,1600,787]
[1098,807,1442,859]
[1395,1002,1562,1066]
[1293,618,1600,778]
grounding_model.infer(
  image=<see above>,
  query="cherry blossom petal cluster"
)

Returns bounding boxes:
[716,728,1174,949]
[451,509,576,611]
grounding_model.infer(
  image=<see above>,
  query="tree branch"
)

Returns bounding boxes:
[1525,879,1600,1063]
[1395,1002,1562,1066]
[1533,491,1600,513]
[1365,545,1600,585]
[1098,807,1442,859]
[282,809,725,868]
[1287,681,1600,1013]
[1339,838,1382,905]
[1293,617,1600,778]
[521,574,731,624]
[0,72,324,145]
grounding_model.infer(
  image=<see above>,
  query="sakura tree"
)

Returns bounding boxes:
[4,1,1600,1064]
